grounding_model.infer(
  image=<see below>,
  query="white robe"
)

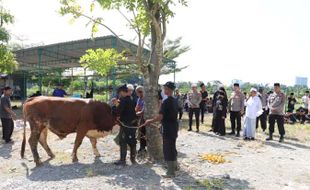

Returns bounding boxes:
[243,96,263,138]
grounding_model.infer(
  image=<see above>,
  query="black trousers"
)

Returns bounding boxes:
[189,108,200,129]
[119,126,137,160]
[212,116,225,135]
[301,109,309,123]
[138,126,147,151]
[230,111,241,132]
[1,118,14,142]
[200,104,206,123]
[163,137,177,161]
[178,108,183,120]
[256,109,268,131]
[138,117,146,151]
[268,114,285,136]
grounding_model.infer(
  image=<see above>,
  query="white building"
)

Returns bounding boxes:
[295,76,308,87]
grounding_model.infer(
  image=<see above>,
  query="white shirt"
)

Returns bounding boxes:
[245,95,263,119]
[302,95,309,109]
[161,90,168,102]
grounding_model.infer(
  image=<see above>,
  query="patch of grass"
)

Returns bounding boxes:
[85,167,95,177]
[195,178,225,190]
[184,186,194,190]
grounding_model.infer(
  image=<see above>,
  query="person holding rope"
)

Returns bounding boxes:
[114,84,138,166]
[142,82,179,178]
[135,86,147,155]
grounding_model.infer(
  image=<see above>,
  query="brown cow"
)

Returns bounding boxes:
[21,96,115,166]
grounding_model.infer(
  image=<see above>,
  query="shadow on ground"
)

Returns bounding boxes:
[0,142,13,159]
[24,157,162,189]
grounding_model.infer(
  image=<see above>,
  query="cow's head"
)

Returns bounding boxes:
[91,101,116,132]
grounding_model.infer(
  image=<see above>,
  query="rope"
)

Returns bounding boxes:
[117,120,159,129]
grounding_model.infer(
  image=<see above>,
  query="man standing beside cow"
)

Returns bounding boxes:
[143,81,179,178]
[114,85,138,166]
[1,86,16,143]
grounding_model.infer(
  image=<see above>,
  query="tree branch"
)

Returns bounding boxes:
[161,11,167,40]
[117,9,140,35]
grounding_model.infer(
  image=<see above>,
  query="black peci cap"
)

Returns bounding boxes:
[163,81,176,90]
[117,84,128,93]
[274,83,280,87]
[306,90,310,93]
[290,93,294,95]
[233,83,239,87]
[219,90,225,96]
[200,83,205,88]
[3,86,11,91]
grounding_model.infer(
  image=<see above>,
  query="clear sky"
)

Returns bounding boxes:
[5,0,310,86]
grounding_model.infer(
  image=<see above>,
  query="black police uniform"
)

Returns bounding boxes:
[212,92,227,136]
[117,95,138,163]
[287,97,297,113]
[200,90,208,124]
[160,96,179,161]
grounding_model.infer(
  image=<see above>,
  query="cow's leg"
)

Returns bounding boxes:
[28,122,42,166]
[72,130,87,162]
[89,137,100,157]
[39,128,55,158]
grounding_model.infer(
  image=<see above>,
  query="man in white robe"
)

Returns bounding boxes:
[243,88,263,140]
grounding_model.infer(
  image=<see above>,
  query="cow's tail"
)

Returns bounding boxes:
[21,104,27,159]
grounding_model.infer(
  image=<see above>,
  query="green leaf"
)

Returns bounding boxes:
[0,45,17,74]
[80,48,126,76]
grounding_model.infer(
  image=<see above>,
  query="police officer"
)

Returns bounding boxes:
[228,83,245,137]
[143,82,179,178]
[114,84,138,166]
[266,83,286,142]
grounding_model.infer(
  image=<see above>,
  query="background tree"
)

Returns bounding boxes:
[161,37,190,75]
[0,2,17,73]
[60,0,188,160]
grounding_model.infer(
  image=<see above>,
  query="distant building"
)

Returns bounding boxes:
[295,77,308,87]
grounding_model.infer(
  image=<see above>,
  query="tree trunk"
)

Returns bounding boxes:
[143,9,165,161]
[144,75,163,160]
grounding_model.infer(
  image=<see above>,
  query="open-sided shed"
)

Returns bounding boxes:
[14,35,176,99]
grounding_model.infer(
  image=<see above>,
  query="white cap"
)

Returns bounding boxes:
[250,88,257,92]
[191,83,197,88]
[135,85,144,92]
[127,84,134,90]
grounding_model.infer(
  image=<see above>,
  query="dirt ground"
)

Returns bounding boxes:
[1,114,310,190]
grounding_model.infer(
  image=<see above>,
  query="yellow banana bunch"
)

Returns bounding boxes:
[200,153,226,164]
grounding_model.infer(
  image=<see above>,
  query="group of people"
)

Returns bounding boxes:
[2,80,310,179]
[111,82,179,178]
[285,91,310,124]
[175,82,310,142]
[95,81,310,178]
